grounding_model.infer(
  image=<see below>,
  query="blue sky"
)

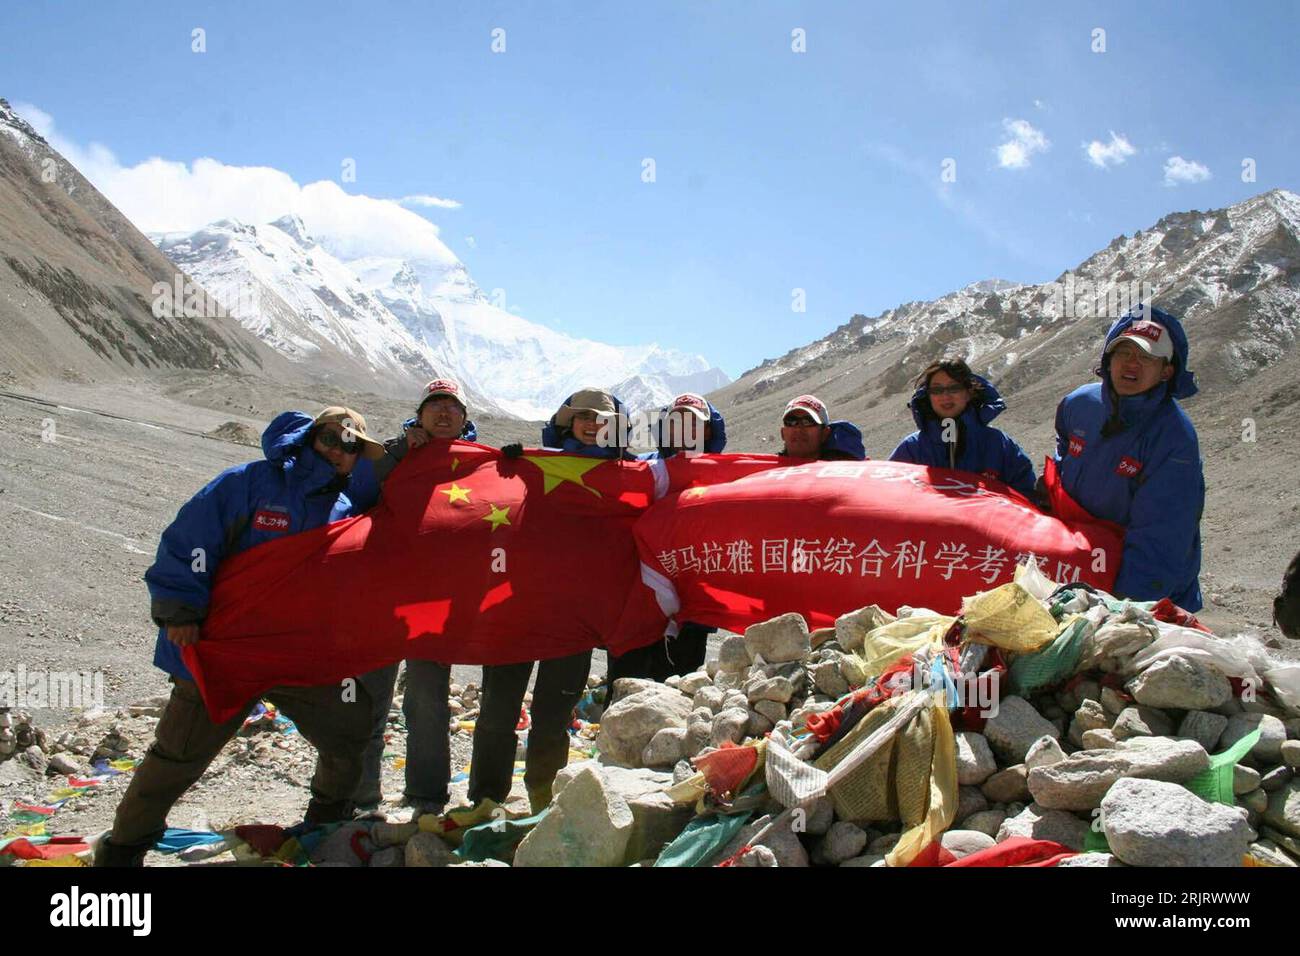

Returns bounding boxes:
[3,1,1297,378]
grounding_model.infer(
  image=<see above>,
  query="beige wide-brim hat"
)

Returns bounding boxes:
[314,406,387,460]
[553,388,621,429]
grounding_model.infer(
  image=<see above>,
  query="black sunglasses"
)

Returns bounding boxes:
[314,427,360,454]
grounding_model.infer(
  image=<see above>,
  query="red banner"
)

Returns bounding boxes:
[634,456,1123,632]
[184,446,1122,722]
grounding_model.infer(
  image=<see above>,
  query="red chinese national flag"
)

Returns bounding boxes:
[633,456,1123,633]
[187,442,666,722]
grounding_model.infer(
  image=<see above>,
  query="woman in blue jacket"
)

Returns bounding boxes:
[97,408,384,866]
[889,358,1036,498]
[475,388,629,813]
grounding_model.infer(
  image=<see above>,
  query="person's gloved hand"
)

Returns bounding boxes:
[1031,475,1052,513]
[501,443,525,459]
[405,424,431,448]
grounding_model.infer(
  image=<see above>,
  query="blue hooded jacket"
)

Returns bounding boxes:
[144,412,357,680]
[648,398,728,459]
[540,391,637,459]
[889,375,1036,497]
[779,420,867,461]
[1052,306,1204,610]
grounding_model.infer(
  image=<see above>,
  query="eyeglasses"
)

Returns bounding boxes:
[1109,344,1163,367]
[782,416,821,428]
[928,384,969,396]
[314,427,360,454]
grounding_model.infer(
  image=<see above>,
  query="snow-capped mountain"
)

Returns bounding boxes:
[152,221,730,419]
[610,367,734,415]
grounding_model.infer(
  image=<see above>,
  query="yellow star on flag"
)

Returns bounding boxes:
[451,457,460,472]
[439,483,471,504]
[520,453,604,496]
[482,503,512,530]
[683,485,709,499]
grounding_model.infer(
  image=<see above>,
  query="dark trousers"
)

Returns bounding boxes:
[355,659,452,809]
[106,676,372,853]
[606,623,711,703]
[468,650,591,810]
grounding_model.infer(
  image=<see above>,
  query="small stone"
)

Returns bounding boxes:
[405,831,456,868]
[678,672,712,695]
[996,803,1089,850]
[868,833,900,855]
[940,830,996,859]
[1112,706,1173,741]
[738,845,779,867]
[954,732,998,786]
[982,765,1030,804]
[713,671,745,692]
[705,658,721,679]
[805,795,836,836]
[672,759,694,785]
[746,710,775,738]
[693,686,725,713]
[717,635,753,673]
[1082,729,1118,749]
[1234,764,1262,795]
[1242,789,1269,814]
[839,655,868,687]
[1262,767,1293,792]
[710,708,749,747]
[47,753,80,776]
[1025,736,1067,771]
[1221,714,1287,764]
[1100,687,1128,716]
[1262,780,1300,839]
[960,810,1007,839]
[752,808,811,867]
[754,699,786,724]
[811,660,849,698]
[957,785,990,821]
[20,745,46,773]
[1178,711,1228,752]
[816,821,868,865]
[1126,653,1233,711]
[834,605,895,653]
[369,846,405,868]
[1102,778,1253,867]
[1057,853,1126,867]
[1248,840,1299,867]
[744,613,811,664]
[744,675,796,705]
[1282,740,1300,769]
[642,727,688,768]
[983,696,1061,765]
[1074,699,1111,733]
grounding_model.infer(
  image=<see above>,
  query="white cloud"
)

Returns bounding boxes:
[10,102,461,267]
[465,235,477,248]
[996,118,1049,169]
[398,194,462,209]
[1163,155,1211,186]
[1084,131,1136,169]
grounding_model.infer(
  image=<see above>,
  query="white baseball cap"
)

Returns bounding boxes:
[1106,320,1174,361]
[782,395,830,426]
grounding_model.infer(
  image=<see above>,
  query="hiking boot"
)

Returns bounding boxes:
[93,834,152,867]
[303,796,354,826]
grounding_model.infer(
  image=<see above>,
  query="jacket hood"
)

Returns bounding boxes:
[656,398,727,455]
[261,410,345,491]
[542,390,629,449]
[1100,306,1198,401]
[907,373,1006,431]
[824,420,866,459]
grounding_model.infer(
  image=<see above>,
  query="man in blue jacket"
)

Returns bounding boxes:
[779,394,866,461]
[889,359,1036,497]
[95,407,384,866]
[1051,306,1204,610]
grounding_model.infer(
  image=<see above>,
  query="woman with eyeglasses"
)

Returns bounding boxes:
[888,358,1036,498]
[474,388,631,815]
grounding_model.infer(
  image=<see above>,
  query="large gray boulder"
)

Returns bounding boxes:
[1101,778,1253,867]
[597,685,694,766]
[1126,653,1233,711]
[1027,737,1210,811]
[515,764,634,867]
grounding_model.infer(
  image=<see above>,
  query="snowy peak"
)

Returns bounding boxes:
[270,214,313,247]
